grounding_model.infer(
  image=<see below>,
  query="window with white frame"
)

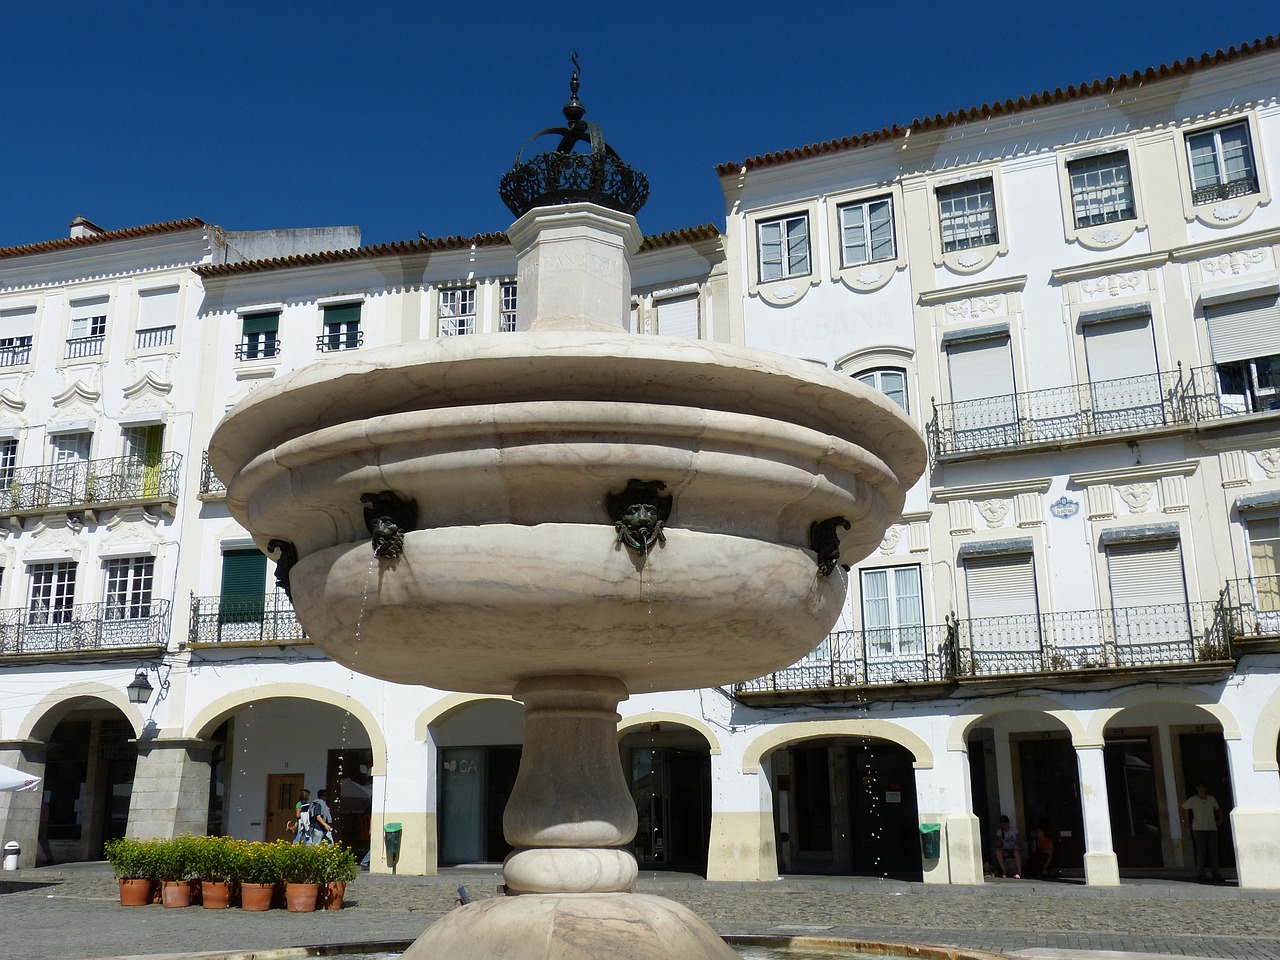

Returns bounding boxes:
[136,287,178,349]
[0,306,35,366]
[320,303,361,352]
[49,432,91,504]
[104,556,155,620]
[838,196,895,267]
[1246,516,1280,631]
[757,213,810,281]
[1186,120,1258,205]
[853,367,908,413]
[0,438,15,488]
[500,283,518,333]
[1204,294,1280,416]
[440,287,476,336]
[1068,152,1136,227]
[860,566,924,663]
[937,178,998,252]
[68,297,107,358]
[237,312,279,360]
[28,561,76,625]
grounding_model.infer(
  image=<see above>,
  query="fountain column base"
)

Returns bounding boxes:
[403,892,739,960]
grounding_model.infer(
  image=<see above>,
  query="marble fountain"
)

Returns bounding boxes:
[209,75,926,960]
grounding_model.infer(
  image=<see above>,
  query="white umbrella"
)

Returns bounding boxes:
[0,763,41,792]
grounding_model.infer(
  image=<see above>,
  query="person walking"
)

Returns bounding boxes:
[287,788,311,844]
[310,788,335,845]
[1181,781,1224,882]
[992,815,1022,879]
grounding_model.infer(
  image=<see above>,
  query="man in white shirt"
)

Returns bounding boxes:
[1180,782,1224,882]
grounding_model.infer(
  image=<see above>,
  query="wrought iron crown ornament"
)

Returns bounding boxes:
[498,53,649,218]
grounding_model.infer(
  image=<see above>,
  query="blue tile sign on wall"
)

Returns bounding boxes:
[1050,496,1080,519]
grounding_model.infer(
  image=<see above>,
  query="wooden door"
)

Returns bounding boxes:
[265,773,304,842]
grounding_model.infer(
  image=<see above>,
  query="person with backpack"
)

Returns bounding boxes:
[287,788,312,844]
[310,788,335,845]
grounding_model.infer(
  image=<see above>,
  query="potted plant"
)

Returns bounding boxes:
[278,841,323,912]
[193,835,239,909]
[319,844,359,910]
[154,835,198,908]
[104,837,157,906]
[238,841,284,912]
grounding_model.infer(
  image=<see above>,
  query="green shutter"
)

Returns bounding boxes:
[323,304,361,327]
[241,313,278,336]
[219,549,267,623]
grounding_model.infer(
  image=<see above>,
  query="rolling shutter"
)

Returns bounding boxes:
[137,288,178,330]
[1204,294,1280,364]
[655,295,698,339]
[1084,316,1157,383]
[1106,541,1186,609]
[0,306,36,339]
[947,337,1014,401]
[965,554,1037,618]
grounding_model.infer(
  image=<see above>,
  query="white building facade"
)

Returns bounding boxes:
[2,37,1280,890]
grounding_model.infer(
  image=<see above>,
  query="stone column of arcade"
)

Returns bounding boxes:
[209,67,925,960]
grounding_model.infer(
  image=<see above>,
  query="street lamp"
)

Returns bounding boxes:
[126,670,154,704]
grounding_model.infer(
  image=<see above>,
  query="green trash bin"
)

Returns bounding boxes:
[384,822,403,874]
[919,822,942,860]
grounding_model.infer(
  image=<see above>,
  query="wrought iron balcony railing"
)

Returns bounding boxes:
[235,338,279,361]
[0,598,171,658]
[316,330,363,352]
[199,450,227,499]
[1183,364,1280,421]
[189,594,308,646]
[1191,174,1259,206]
[929,369,1191,459]
[739,601,1230,695]
[1219,575,1280,641]
[736,625,956,694]
[0,452,183,515]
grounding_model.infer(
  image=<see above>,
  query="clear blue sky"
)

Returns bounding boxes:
[2,4,1276,249]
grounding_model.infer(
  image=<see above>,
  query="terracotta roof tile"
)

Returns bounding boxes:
[637,224,721,252]
[716,36,1280,177]
[0,218,208,260]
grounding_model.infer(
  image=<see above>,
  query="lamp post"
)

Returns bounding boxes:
[126,670,153,705]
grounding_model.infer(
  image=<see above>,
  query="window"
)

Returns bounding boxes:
[758,214,810,281]
[500,283,518,333]
[1106,540,1189,650]
[136,287,178,349]
[1246,516,1280,629]
[49,432,91,505]
[1068,152,1135,227]
[439,288,475,337]
[0,306,35,366]
[838,196,895,266]
[104,556,154,620]
[945,334,1017,450]
[1204,294,1280,415]
[0,438,15,488]
[28,561,76,625]
[237,312,279,360]
[68,297,107,358]
[219,548,267,627]
[654,294,698,339]
[123,424,165,498]
[937,179,998,252]
[1082,314,1164,432]
[853,368,908,413]
[860,566,924,670]
[1187,121,1258,205]
[319,304,362,352]
[964,552,1041,669]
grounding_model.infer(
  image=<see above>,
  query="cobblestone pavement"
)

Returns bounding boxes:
[2,863,1279,960]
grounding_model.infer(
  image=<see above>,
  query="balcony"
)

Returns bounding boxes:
[316,330,363,352]
[235,337,279,361]
[198,451,227,500]
[1220,575,1280,644]
[1191,174,1259,206]
[188,594,308,647]
[65,334,106,359]
[136,326,176,349]
[737,602,1231,700]
[0,453,183,521]
[0,599,171,660]
[0,338,32,367]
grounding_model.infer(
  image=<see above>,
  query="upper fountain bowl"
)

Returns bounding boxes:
[209,329,925,695]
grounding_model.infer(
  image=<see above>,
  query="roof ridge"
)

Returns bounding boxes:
[0,218,208,260]
[716,35,1279,176]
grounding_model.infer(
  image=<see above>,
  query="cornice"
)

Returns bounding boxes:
[931,477,1052,501]
[1068,460,1199,486]
[1170,226,1280,261]
[1050,252,1171,283]
[918,274,1028,306]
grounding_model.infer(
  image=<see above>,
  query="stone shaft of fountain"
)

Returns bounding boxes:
[209,200,924,959]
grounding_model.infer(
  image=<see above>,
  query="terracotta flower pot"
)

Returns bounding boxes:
[240,881,275,912]
[322,881,346,910]
[284,881,320,912]
[201,880,233,909]
[161,880,192,908]
[118,878,153,907]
